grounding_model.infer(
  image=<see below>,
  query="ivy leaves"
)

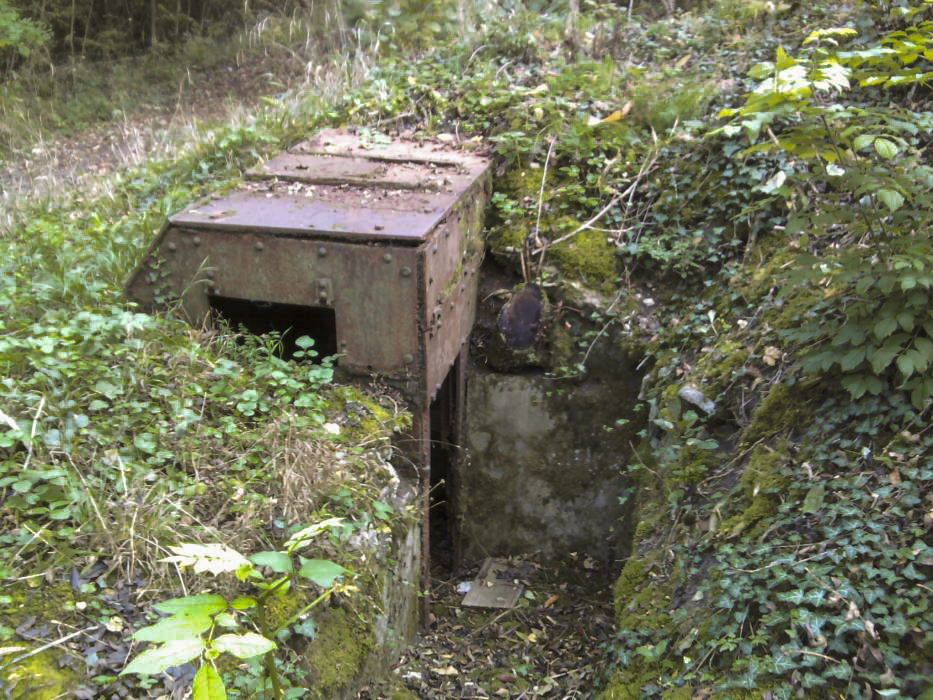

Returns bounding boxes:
[717,7,933,409]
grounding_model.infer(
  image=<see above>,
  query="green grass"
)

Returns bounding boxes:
[0,4,396,581]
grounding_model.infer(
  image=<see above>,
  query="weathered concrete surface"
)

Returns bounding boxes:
[301,473,421,700]
[459,362,639,567]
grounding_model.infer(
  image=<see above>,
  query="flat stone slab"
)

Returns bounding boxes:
[461,558,536,609]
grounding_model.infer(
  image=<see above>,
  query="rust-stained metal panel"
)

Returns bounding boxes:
[248,153,460,191]
[170,188,453,243]
[127,227,422,376]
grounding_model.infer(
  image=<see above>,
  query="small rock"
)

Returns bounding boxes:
[679,385,715,414]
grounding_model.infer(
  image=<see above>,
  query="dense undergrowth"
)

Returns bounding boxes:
[0,0,931,697]
[0,6,415,697]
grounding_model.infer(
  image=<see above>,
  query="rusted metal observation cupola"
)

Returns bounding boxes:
[127,129,491,407]
[127,130,491,618]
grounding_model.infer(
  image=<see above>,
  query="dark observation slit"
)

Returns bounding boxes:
[208,296,338,360]
[429,357,462,574]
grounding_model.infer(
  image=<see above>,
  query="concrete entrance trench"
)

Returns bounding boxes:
[198,289,642,569]
[126,129,644,693]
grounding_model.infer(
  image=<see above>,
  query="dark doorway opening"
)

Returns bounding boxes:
[429,354,464,575]
[208,296,338,360]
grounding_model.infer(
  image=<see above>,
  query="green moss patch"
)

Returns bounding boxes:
[302,607,375,697]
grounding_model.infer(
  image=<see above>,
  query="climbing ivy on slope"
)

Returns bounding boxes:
[602,1,933,698]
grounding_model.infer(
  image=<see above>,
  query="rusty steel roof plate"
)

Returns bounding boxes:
[171,131,491,244]
[170,187,458,243]
[247,153,459,191]
[295,128,490,169]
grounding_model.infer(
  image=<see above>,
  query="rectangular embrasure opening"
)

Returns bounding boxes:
[208,296,338,360]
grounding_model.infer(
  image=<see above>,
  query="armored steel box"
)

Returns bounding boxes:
[126,129,492,404]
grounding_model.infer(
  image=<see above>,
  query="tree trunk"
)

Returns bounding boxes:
[150,0,157,45]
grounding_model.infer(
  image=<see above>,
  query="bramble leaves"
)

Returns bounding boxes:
[212,633,276,659]
[155,594,227,616]
[298,558,347,587]
[249,551,293,573]
[719,2,933,410]
[162,544,253,577]
[124,533,348,695]
[133,613,214,643]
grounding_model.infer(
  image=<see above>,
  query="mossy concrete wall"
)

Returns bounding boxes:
[301,477,421,699]
[459,362,640,566]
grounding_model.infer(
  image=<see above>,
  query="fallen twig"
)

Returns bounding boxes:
[533,145,660,255]
[0,626,97,672]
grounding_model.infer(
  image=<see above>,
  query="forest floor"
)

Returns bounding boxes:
[368,559,616,699]
[0,53,302,206]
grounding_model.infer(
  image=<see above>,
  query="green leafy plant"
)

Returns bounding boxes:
[0,0,49,70]
[122,518,348,699]
[717,15,933,409]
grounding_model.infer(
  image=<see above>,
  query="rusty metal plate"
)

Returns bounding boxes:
[170,189,455,243]
[128,226,422,374]
[126,128,493,400]
[247,153,459,191]
[295,128,488,168]
[461,559,536,609]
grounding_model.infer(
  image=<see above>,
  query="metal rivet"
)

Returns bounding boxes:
[449,301,455,309]
[383,253,393,263]
[319,292,328,300]
[340,340,348,348]
[167,242,177,252]
[206,270,215,279]
[318,246,327,257]
[192,236,201,247]
[432,245,438,254]
[255,242,264,251]
[403,353,414,364]
[319,280,328,289]
[401,267,412,277]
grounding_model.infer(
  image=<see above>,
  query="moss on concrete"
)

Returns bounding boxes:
[0,584,86,699]
[487,168,619,289]
[717,444,790,540]
[327,386,412,446]
[543,217,618,289]
[739,382,806,447]
[302,606,375,698]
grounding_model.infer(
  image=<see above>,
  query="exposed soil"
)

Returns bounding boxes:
[0,53,306,201]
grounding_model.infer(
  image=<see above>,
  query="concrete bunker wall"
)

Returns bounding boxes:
[459,366,638,566]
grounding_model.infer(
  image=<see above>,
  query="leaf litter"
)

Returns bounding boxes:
[359,556,615,699]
